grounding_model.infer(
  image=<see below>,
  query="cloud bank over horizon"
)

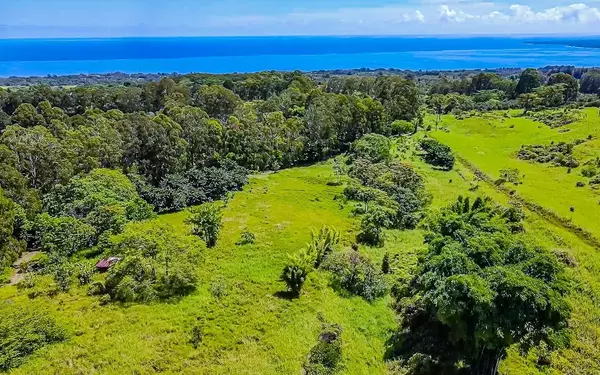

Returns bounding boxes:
[1,0,600,38]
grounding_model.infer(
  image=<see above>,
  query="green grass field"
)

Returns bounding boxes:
[431,108,600,238]
[2,125,600,373]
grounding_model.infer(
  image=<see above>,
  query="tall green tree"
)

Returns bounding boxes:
[0,125,71,192]
[580,71,600,95]
[390,196,570,375]
[193,85,242,120]
[516,68,543,95]
[548,73,578,102]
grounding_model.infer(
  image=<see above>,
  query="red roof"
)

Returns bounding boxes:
[96,257,120,269]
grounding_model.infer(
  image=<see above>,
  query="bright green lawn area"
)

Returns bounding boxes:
[431,108,600,238]
[1,152,600,374]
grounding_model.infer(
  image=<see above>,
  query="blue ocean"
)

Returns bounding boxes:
[1,36,600,77]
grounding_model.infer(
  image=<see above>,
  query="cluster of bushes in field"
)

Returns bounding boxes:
[579,157,600,186]
[88,222,203,303]
[418,138,455,170]
[304,322,344,375]
[517,141,582,168]
[526,108,585,128]
[280,226,387,302]
[343,134,431,246]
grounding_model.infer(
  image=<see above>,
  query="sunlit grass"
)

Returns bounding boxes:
[2,133,600,374]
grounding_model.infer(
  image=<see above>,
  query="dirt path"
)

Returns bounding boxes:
[9,251,41,285]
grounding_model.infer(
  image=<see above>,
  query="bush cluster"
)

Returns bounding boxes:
[527,108,584,128]
[323,251,387,302]
[344,144,430,245]
[131,160,247,213]
[94,222,202,303]
[186,203,223,248]
[0,309,66,371]
[418,139,455,170]
[518,141,580,168]
[280,226,340,296]
[304,323,343,375]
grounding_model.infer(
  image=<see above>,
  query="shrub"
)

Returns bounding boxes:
[209,280,228,298]
[496,168,521,185]
[34,213,95,256]
[189,321,204,349]
[323,251,387,301]
[347,159,430,231]
[390,120,414,136]
[518,141,580,168]
[382,253,391,274]
[357,207,391,247]
[419,139,455,170]
[186,203,223,248]
[280,248,314,296]
[73,262,95,285]
[236,228,256,246]
[350,134,391,163]
[304,323,343,375]
[51,262,73,292]
[306,226,340,268]
[582,164,598,178]
[101,222,201,303]
[0,309,66,371]
[158,262,198,297]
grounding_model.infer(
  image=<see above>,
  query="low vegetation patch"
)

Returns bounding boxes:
[517,141,581,168]
[527,108,584,128]
[304,323,343,375]
[95,221,202,303]
[418,138,455,170]
[322,251,387,301]
[0,309,66,371]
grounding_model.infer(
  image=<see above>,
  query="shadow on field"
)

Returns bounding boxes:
[273,290,299,300]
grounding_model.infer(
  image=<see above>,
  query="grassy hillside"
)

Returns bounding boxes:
[2,133,600,374]
[1,163,401,375]
[432,108,600,237]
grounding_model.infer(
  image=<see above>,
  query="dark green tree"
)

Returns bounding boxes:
[389,196,571,375]
[516,68,543,95]
[547,73,578,102]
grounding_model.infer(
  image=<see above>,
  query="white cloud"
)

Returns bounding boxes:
[203,2,600,35]
[438,2,600,25]
[415,10,426,23]
[506,3,600,23]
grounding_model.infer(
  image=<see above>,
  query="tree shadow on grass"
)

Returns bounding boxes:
[273,290,299,300]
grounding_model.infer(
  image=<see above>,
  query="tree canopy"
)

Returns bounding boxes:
[389,196,570,375]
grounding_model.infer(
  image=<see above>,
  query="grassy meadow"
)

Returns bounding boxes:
[431,108,600,237]
[2,116,600,373]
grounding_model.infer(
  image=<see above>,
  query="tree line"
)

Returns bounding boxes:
[0,72,421,271]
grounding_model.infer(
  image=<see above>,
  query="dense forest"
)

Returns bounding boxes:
[1,66,599,374]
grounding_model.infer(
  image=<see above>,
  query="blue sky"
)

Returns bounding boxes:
[1,0,600,38]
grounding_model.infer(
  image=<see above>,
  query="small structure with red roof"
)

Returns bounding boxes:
[95,257,121,272]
